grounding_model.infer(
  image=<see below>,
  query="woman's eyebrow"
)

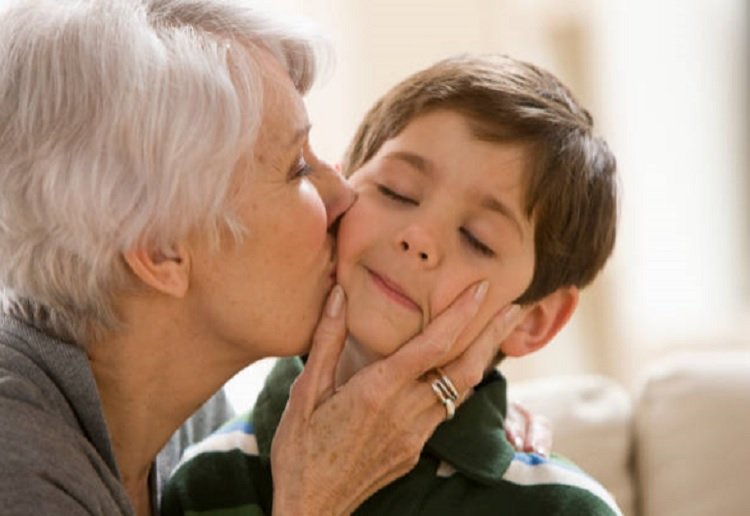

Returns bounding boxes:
[288,123,312,148]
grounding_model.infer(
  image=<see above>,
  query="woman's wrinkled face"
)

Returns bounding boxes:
[336,109,536,359]
[189,51,354,363]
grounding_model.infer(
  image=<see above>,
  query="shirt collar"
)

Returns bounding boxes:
[425,369,516,485]
[253,358,516,486]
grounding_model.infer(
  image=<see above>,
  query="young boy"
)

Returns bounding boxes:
[162,54,620,515]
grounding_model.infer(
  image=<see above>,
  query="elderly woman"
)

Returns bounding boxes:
[0,1,526,515]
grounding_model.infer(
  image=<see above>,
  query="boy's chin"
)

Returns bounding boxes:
[348,327,420,359]
[346,311,423,358]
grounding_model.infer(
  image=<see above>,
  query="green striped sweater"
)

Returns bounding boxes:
[162,357,621,516]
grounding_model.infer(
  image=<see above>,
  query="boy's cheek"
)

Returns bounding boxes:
[334,237,359,287]
[436,292,515,363]
[335,199,382,279]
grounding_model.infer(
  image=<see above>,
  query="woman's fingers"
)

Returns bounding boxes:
[519,403,552,456]
[505,401,553,456]
[287,285,348,415]
[272,364,435,514]
[271,284,531,515]
[336,393,450,513]
[272,317,464,514]
[369,280,489,394]
[348,297,525,432]
[438,304,524,400]
[504,402,527,450]
[273,284,445,514]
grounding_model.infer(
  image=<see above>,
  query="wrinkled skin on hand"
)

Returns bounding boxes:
[270,283,526,515]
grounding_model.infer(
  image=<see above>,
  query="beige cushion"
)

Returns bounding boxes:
[635,351,750,516]
[509,374,635,516]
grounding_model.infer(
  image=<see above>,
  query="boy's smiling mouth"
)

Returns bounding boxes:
[365,267,421,312]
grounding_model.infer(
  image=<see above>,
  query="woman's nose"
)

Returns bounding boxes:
[396,225,442,268]
[317,163,356,229]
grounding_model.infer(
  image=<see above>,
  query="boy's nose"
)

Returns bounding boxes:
[397,226,441,268]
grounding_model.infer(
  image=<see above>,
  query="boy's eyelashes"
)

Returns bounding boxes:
[376,183,496,258]
[377,184,417,205]
[460,227,495,257]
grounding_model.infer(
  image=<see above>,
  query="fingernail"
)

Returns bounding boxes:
[326,285,344,318]
[473,280,489,301]
[504,304,521,321]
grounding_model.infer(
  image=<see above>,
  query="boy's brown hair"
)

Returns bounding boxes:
[342,54,617,304]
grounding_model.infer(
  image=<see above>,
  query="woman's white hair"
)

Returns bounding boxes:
[0,0,323,346]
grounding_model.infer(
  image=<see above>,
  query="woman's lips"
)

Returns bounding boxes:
[366,268,421,311]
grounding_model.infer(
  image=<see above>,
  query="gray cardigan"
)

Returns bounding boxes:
[0,314,233,515]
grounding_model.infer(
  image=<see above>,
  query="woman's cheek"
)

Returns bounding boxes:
[298,180,330,246]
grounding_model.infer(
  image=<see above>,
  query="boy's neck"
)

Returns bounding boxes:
[335,337,381,388]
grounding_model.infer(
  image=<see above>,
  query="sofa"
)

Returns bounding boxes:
[508,350,750,516]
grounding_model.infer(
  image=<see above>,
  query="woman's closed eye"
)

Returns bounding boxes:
[289,155,313,179]
[460,227,495,257]
[377,184,417,205]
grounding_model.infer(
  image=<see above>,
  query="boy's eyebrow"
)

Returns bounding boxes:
[385,150,525,242]
[477,193,525,243]
[386,151,435,177]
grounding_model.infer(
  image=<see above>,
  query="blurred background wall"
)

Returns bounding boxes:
[223,0,749,405]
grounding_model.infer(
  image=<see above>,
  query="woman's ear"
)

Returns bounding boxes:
[499,286,579,358]
[122,243,191,298]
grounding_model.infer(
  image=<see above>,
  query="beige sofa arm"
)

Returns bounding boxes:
[507,350,750,516]
[635,351,750,516]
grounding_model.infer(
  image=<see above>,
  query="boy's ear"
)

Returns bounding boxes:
[499,286,579,358]
[122,242,191,298]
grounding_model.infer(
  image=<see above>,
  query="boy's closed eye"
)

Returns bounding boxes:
[460,227,495,257]
[376,183,496,258]
[377,184,417,205]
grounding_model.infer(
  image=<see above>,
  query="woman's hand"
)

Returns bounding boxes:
[271,282,524,515]
[504,401,552,457]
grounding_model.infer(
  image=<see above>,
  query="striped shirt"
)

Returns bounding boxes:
[162,357,622,516]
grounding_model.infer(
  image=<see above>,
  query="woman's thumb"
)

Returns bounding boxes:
[292,285,348,412]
